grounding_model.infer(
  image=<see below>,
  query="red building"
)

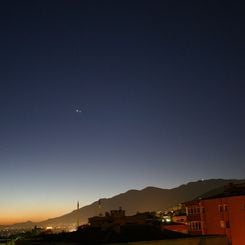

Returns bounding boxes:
[185,183,245,245]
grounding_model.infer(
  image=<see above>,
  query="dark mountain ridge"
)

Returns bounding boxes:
[37,178,244,227]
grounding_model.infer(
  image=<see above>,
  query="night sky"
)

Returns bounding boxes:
[0,0,244,224]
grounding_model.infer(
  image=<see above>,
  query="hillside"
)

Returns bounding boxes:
[37,178,244,227]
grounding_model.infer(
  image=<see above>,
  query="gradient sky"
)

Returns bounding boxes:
[0,0,244,224]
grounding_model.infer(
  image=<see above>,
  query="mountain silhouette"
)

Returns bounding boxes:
[37,178,244,227]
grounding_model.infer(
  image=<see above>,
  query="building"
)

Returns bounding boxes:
[184,182,245,245]
[88,208,159,230]
[185,199,203,235]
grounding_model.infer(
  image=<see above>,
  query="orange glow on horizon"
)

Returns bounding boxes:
[0,199,91,226]
[0,207,75,226]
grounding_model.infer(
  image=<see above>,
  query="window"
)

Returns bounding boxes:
[198,222,201,230]
[191,222,195,230]
[220,220,225,228]
[191,222,194,230]
[202,207,205,214]
[226,221,230,228]
[219,205,223,212]
[191,222,201,231]
[224,205,228,211]
[194,222,201,230]
[196,222,201,230]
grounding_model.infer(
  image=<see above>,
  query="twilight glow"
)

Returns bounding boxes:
[0,0,244,224]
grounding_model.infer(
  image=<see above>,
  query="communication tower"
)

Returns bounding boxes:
[77,201,80,229]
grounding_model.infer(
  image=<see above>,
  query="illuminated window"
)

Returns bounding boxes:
[220,220,225,228]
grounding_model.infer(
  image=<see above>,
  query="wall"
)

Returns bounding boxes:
[202,195,245,245]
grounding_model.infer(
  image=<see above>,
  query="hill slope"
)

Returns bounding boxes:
[38,178,244,227]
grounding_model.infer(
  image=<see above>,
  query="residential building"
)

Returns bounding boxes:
[184,183,245,245]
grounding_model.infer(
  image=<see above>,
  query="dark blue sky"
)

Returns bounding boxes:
[0,0,244,223]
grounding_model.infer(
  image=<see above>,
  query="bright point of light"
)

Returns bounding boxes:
[46,226,53,230]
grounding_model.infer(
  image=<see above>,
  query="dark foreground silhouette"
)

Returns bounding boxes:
[16,224,188,244]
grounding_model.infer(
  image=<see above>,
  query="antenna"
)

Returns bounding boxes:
[77,201,80,229]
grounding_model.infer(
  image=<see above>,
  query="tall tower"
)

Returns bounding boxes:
[98,199,102,216]
[76,201,80,229]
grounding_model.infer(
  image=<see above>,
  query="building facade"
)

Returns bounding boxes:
[185,183,245,245]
